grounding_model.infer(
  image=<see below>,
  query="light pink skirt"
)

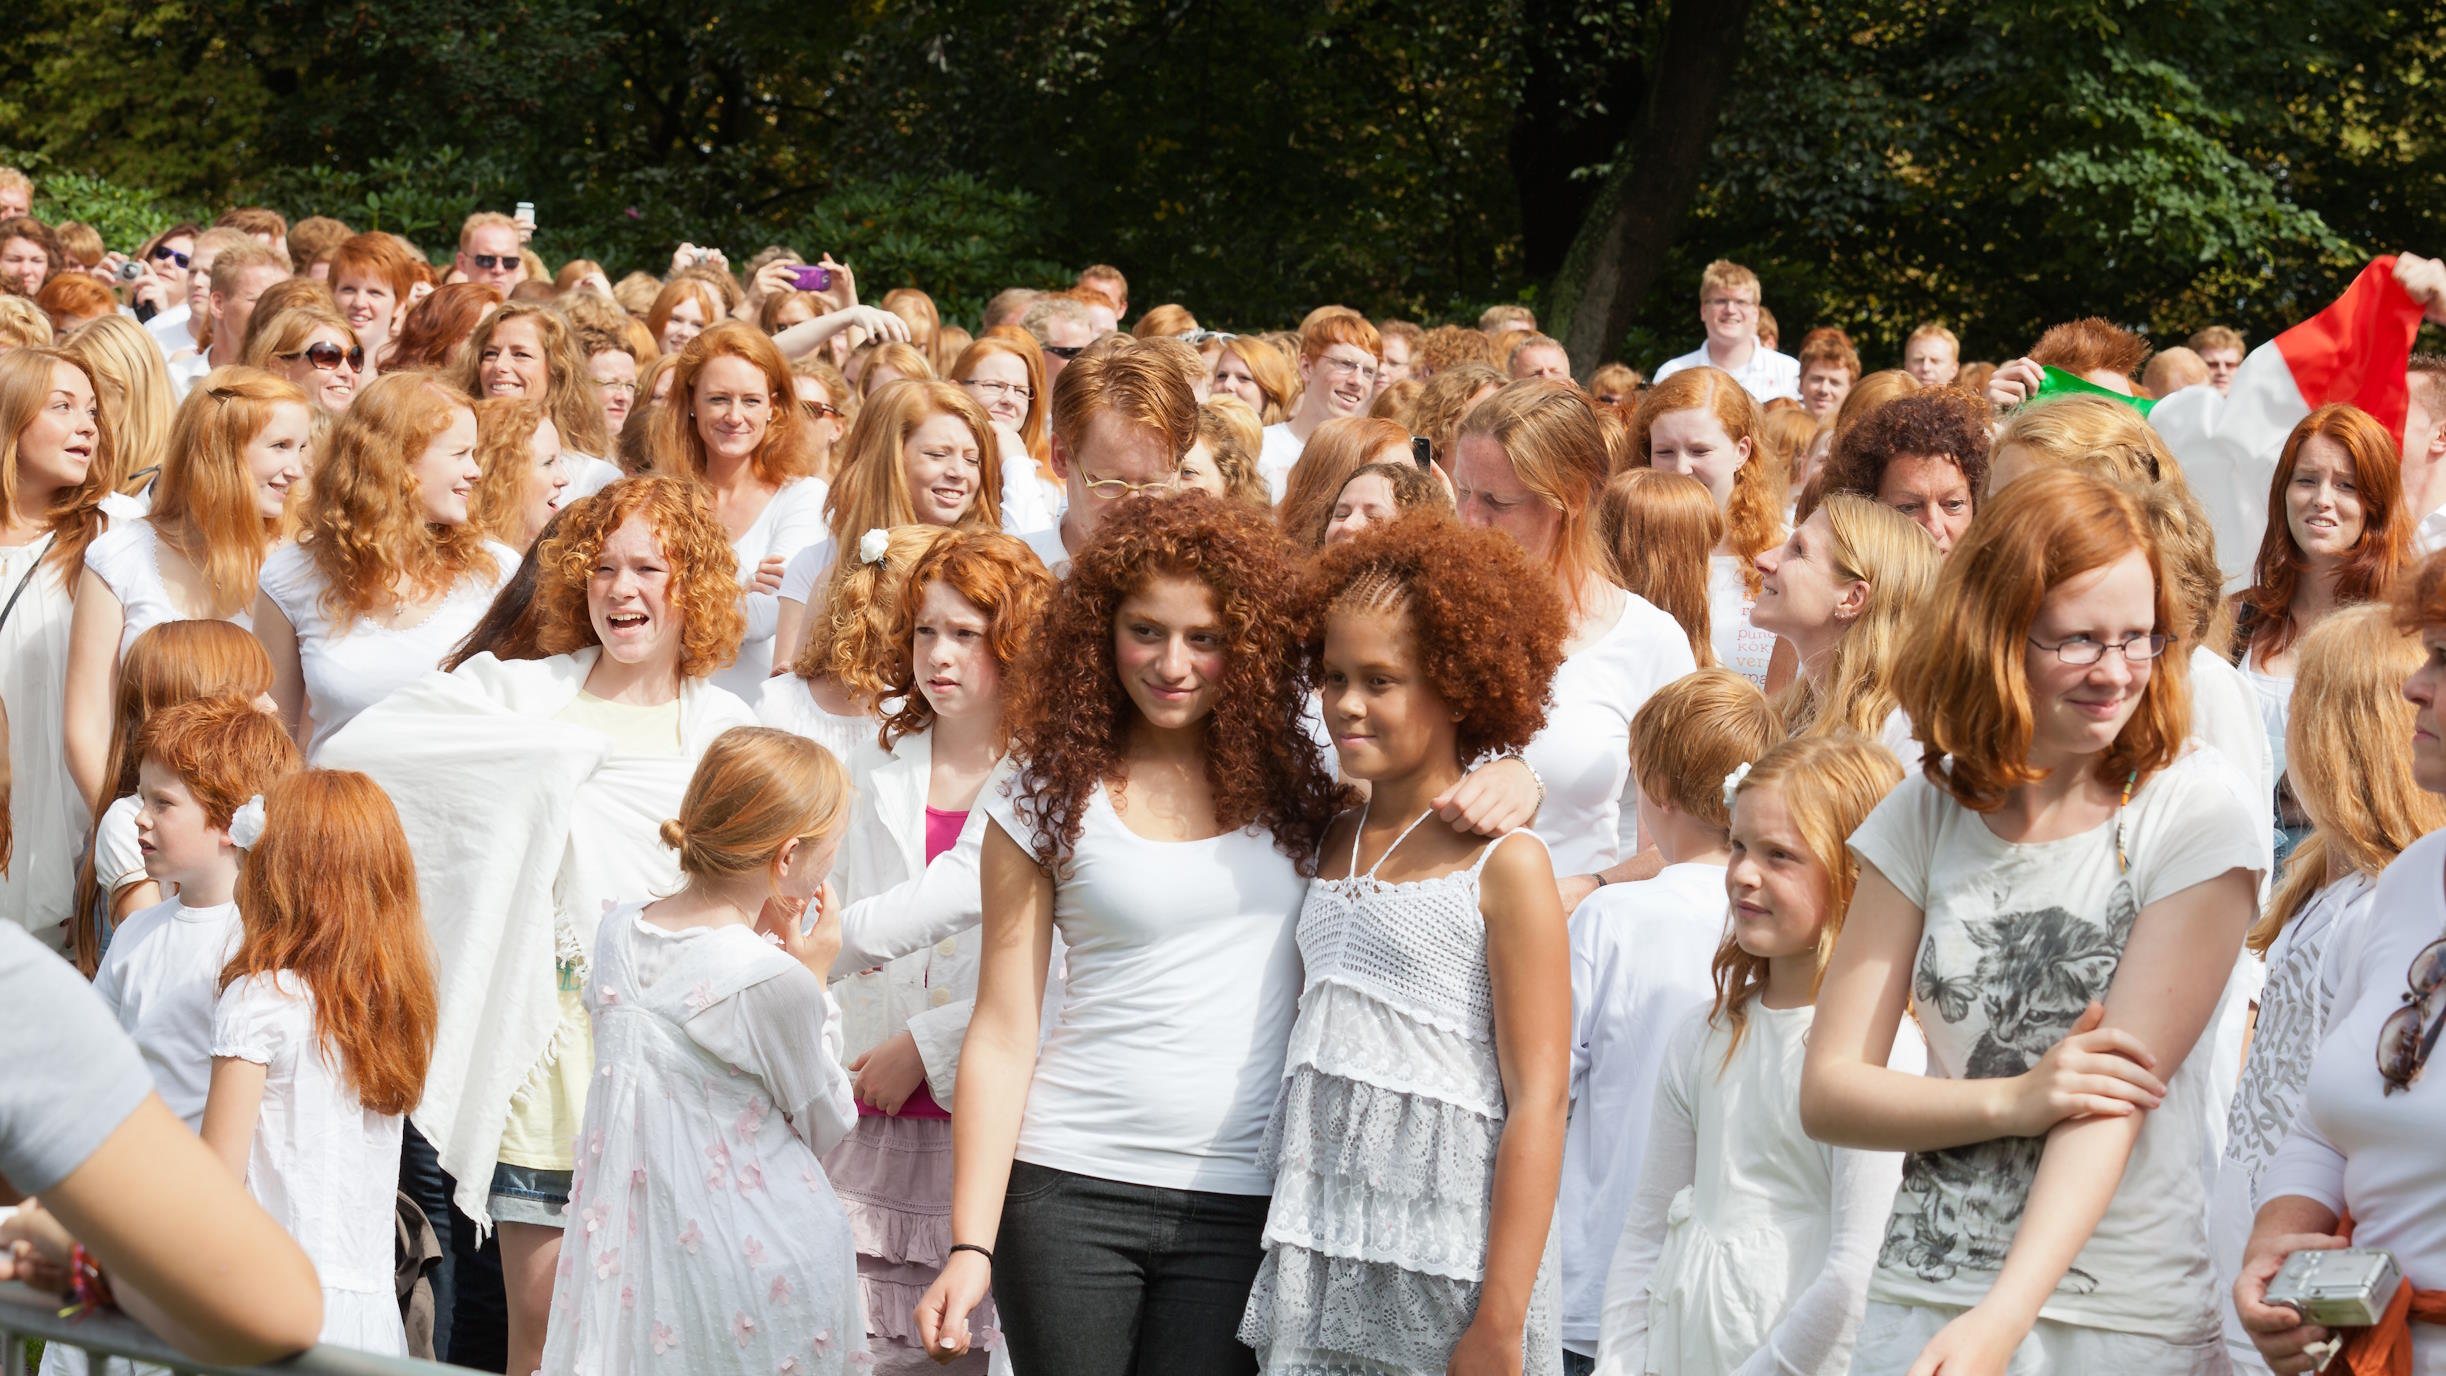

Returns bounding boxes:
[823,1114,998,1372]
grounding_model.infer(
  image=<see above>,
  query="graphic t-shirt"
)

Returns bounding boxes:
[1846,768,2261,1341]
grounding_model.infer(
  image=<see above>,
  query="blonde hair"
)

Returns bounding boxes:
[1631,365,1782,593]
[64,314,176,487]
[1597,467,1720,665]
[822,379,1003,545]
[793,525,952,704]
[1697,259,1761,305]
[1712,733,1903,1063]
[659,726,853,880]
[1629,668,1786,829]
[859,340,937,396]
[0,296,53,351]
[301,371,500,630]
[2250,605,2446,952]
[1772,495,1942,739]
[151,367,310,618]
[1455,379,1613,617]
[457,302,611,456]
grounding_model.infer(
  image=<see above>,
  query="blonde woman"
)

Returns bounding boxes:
[63,367,307,807]
[772,378,1001,671]
[253,371,518,747]
[1752,494,1941,763]
[457,301,615,470]
[1596,467,1721,668]
[63,314,176,511]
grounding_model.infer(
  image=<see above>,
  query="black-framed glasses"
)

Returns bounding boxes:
[281,341,364,372]
[149,245,191,268]
[2027,633,2171,666]
[1042,344,1086,360]
[2379,938,2446,1094]
[470,254,516,270]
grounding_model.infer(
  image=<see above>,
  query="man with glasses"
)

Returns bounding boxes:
[1258,309,1385,501]
[1021,295,1096,386]
[1022,335,1202,576]
[455,212,527,293]
[1652,258,1800,403]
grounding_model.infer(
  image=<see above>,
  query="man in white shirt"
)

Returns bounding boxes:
[1024,335,1202,576]
[2405,355,2446,554]
[166,239,289,399]
[455,211,527,294]
[1651,258,1801,402]
[1258,310,1383,500]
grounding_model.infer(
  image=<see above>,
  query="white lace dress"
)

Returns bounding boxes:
[1239,810,1561,1374]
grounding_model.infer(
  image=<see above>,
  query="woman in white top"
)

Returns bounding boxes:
[0,347,109,951]
[1800,468,2262,1374]
[1631,366,1783,686]
[2213,605,2442,1374]
[648,320,832,698]
[773,378,1003,672]
[314,476,759,1376]
[915,493,1347,1375]
[1597,734,1916,1376]
[202,768,439,1355]
[2229,404,2413,857]
[254,371,517,750]
[823,530,1053,1371]
[66,367,306,806]
[758,524,951,760]
[2233,552,2446,1376]
[469,397,572,551]
[1753,494,1938,766]
[1453,379,1698,905]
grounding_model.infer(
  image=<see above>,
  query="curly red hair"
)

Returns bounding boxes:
[1004,492,1347,874]
[880,531,1056,750]
[532,476,745,679]
[1304,512,1568,763]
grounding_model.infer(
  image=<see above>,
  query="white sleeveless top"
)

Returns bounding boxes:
[85,521,251,654]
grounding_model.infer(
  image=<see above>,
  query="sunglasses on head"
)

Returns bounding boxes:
[470,254,516,270]
[149,245,191,268]
[281,341,365,372]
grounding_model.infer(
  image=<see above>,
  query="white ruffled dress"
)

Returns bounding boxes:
[1239,810,1560,1374]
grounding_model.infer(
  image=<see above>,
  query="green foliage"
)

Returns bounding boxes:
[258,148,523,259]
[17,166,203,248]
[794,174,1071,325]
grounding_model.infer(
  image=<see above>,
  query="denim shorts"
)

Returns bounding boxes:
[487,1162,573,1229]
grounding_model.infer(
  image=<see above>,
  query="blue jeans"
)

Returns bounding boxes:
[994,1160,1269,1376]
[1563,1351,1596,1376]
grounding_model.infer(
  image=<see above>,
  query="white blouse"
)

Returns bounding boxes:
[0,538,85,947]
[85,521,250,654]
[1524,591,1701,876]
[717,477,831,702]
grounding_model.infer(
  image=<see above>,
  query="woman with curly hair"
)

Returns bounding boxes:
[1239,512,1573,1374]
[1633,366,1785,686]
[251,371,517,749]
[760,524,950,759]
[458,301,615,470]
[1181,400,1273,510]
[315,475,759,1376]
[468,397,571,551]
[649,321,829,698]
[1818,387,1991,556]
[915,493,1353,1374]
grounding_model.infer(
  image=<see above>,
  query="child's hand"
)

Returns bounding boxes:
[759,882,842,976]
[0,1201,78,1295]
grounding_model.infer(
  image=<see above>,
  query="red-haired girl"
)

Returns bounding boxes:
[1631,365,1785,686]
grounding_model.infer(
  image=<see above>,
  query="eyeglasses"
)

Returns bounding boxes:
[2026,632,2171,666]
[1703,296,1756,313]
[149,246,191,268]
[1079,470,1180,501]
[961,378,1032,402]
[1316,355,1379,384]
[1042,344,1087,361]
[2379,938,2446,1094]
[470,254,516,270]
[280,341,365,372]
[593,378,639,396]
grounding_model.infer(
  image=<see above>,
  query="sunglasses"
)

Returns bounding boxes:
[149,246,191,268]
[281,341,365,372]
[470,254,517,270]
[2379,937,2446,1094]
[1042,344,1086,360]
[804,401,843,420]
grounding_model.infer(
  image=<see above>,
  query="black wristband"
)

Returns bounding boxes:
[949,1242,993,1267]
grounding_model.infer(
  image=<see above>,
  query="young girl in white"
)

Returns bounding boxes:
[539,725,867,1376]
[757,524,950,761]
[1595,733,1917,1376]
[1800,468,2262,1373]
[203,767,439,1353]
[1239,512,1572,1374]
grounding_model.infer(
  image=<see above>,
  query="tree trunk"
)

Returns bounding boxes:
[1548,0,1759,375]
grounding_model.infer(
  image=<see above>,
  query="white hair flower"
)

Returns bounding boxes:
[1720,762,1753,811]
[228,795,269,850]
[858,527,891,566]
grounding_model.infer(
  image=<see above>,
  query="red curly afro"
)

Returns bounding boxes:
[532,475,746,680]
[1304,512,1569,764]
[1004,491,1349,875]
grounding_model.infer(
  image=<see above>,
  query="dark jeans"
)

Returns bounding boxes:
[995,1160,1269,1376]
[1562,1351,1596,1376]
[397,1125,509,1371]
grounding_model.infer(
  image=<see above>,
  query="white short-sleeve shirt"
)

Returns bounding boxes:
[257,539,520,748]
[1524,592,1702,876]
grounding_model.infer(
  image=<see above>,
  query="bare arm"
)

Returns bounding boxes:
[771,596,807,676]
[1452,835,1573,1372]
[62,569,125,810]
[197,1055,267,1180]
[913,820,1056,1359]
[111,880,159,922]
[250,592,309,746]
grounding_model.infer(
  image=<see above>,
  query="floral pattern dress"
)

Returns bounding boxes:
[541,905,869,1376]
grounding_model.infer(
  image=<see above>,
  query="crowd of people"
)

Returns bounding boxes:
[3,162,2446,1376]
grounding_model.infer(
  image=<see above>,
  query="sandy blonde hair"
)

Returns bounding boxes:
[660,726,853,880]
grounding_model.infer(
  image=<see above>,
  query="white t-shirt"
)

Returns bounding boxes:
[2194,646,2276,826]
[143,303,195,357]
[563,453,623,501]
[85,521,250,655]
[166,348,211,401]
[2261,829,2446,1376]
[91,794,148,902]
[752,674,876,762]
[257,539,520,750]
[1524,592,1701,876]
[1706,554,1777,688]
[1019,523,1073,578]
[1652,342,1801,403]
[90,896,243,1129]
[983,776,1309,1195]
[718,477,832,701]
[1848,767,2262,1342]
[1562,860,1729,1354]
[1258,422,1304,502]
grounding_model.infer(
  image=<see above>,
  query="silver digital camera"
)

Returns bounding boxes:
[2264,1248,2404,1327]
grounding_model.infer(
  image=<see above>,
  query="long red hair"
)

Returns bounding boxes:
[226,769,437,1117]
[2240,403,2410,662]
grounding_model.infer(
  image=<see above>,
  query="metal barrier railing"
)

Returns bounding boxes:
[0,1284,468,1376]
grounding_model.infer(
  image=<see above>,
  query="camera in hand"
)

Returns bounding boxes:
[2265,1248,2404,1327]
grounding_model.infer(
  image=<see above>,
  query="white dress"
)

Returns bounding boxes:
[258,539,520,751]
[212,972,409,1354]
[1594,1004,1921,1376]
[540,906,867,1376]
[1238,810,1561,1374]
[718,477,832,702]
[0,537,84,949]
[85,521,250,654]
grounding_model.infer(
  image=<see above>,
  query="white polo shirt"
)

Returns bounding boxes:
[1652,340,1801,403]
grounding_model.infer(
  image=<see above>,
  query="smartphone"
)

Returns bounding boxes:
[1410,435,1434,471]
[514,201,537,229]
[785,264,833,293]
